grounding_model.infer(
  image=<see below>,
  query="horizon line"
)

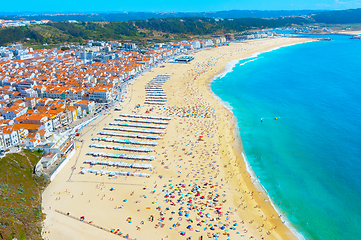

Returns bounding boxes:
[0,8,346,15]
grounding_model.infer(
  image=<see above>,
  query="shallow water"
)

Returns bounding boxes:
[211,35,361,240]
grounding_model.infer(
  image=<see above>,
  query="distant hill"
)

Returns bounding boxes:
[4,9,361,25]
[311,8,361,24]
[0,10,322,22]
[0,16,312,47]
[133,17,311,35]
[2,8,361,48]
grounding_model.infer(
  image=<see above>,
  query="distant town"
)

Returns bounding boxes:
[0,18,51,27]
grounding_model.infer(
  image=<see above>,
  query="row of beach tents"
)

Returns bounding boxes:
[145,75,170,105]
[103,126,164,135]
[114,117,169,125]
[118,114,171,120]
[80,81,173,178]
[109,122,167,129]
[89,143,154,152]
[83,159,152,169]
[80,168,150,178]
[86,151,155,161]
[98,131,162,140]
[92,136,158,146]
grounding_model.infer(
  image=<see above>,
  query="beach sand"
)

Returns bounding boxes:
[42,37,314,240]
[337,30,361,35]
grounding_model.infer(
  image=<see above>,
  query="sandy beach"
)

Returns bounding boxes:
[42,37,315,240]
[337,30,361,35]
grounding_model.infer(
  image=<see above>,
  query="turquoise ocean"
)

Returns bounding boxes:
[211,35,361,240]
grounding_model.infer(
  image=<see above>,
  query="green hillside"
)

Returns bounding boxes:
[0,150,48,240]
[0,16,312,47]
[2,8,361,47]
[311,8,361,24]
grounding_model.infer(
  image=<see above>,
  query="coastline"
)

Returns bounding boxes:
[41,37,315,240]
[199,39,317,239]
[301,30,361,37]
[206,40,318,240]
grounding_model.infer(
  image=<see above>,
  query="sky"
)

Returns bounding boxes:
[1,0,361,13]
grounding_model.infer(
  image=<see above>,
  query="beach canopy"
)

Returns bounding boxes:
[103,126,164,135]
[80,168,150,178]
[114,118,169,125]
[92,136,158,146]
[144,75,170,105]
[144,101,166,105]
[89,143,154,152]
[98,131,161,140]
[84,160,153,169]
[86,151,155,161]
[109,122,167,129]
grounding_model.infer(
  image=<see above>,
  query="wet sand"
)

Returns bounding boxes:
[42,37,314,240]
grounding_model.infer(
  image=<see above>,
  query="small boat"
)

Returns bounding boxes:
[274,117,277,120]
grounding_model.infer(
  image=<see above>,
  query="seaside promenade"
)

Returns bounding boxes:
[42,37,314,240]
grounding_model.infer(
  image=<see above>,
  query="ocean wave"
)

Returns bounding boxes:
[241,153,306,240]
[213,53,261,80]
[211,93,233,112]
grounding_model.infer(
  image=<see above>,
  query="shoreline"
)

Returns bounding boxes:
[207,40,318,239]
[202,39,317,240]
[42,37,315,240]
